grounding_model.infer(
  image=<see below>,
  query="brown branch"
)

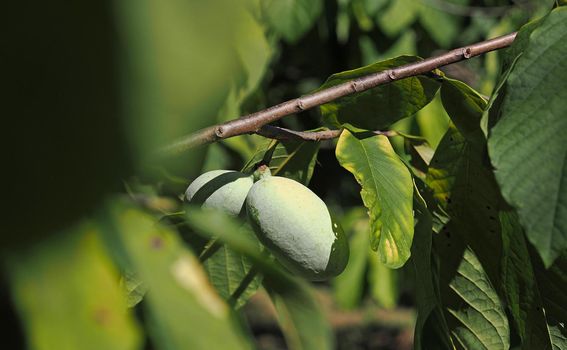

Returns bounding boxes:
[255,125,397,141]
[160,32,517,155]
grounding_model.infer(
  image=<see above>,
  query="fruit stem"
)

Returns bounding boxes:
[253,165,271,182]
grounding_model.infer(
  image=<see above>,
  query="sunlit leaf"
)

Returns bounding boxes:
[336,129,414,268]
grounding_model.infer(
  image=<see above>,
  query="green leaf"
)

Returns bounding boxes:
[488,8,567,266]
[411,193,454,350]
[534,252,567,334]
[440,79,487,142]
[336,129,414,268]
[435,80,559,349]
[430,81,503,283]
[418,3,461,47]
[266,281,331,350]
[500,211,554,349]
[261,0,322,43]
[120,271,148,308]
[549,325,567,350]
[415,92,450,149]
[202,225,262,309]
[368,252,398,308]
[185,207,333,350]
[333,208,370,310]
[442,245,510,349]
[102,200,251,350]
[5,221,141,350]
[480,16,544,137]
[434,223,510,349]
[243,138,320,185]
[376,0,419,37]
[319,56,440,131]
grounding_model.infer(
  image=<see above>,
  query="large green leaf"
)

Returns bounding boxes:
[487,8,567,267]
[332,208,370,310]
[319,56,441,131]
[185,207,333,350]
[242,138,320,185]
[411,192,453,350]
[5,221,141,350]
[336,129,414,268]
[261,0,322,43]
[500,211,555,349]
[481,17,544,136]
[433,79,562,349]
[436,236,510,350]
[429,80,502,283]
[201,225,262,309]
[102,200,251,350]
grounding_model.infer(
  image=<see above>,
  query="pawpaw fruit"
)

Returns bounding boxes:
[185,170,253,216]
[245,170,349,280]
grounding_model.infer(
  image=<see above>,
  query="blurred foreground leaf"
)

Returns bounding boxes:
[102,200,251,350]
[261,0,322,43]
[5,221,141,350]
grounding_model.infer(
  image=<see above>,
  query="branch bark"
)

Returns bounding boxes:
[161,32,517,155]
[255,125,397,141]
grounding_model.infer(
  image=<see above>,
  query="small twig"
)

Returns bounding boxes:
[160,32,517,155]
[255,125,397,141]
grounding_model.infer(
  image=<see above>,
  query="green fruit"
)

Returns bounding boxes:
[246,172,349,280]
[185,170,254,216]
